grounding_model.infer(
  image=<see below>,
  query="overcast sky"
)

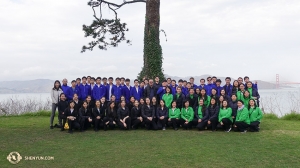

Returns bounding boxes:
[1,0,300,82]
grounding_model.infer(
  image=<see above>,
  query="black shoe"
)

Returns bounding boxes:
[50,126,54,129]
[54,124,58,128]
[68,130,73,134]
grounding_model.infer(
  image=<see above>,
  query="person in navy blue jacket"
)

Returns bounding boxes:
[61,78,70,94]
[199,98,219,131]
[212,76,217,86]
[130,79,142,101]
[111,78,122,104]
[122,78,132,103]
[139,81,145,97]
[215,79,223,96]
[198,78,207,91]
[157,80,167,100]
[181,80,188,96]
[76,78,81,88]
[106,77,114,102]
[156,100,168,130]
[189,77,198,89]
[244,76,258,90]
[89,77,96,100]
[223,77,233,97]
[167,78,172,86]
[206,77,216,96]
[170,80,177,95]
[93,77,106,101]
[66,80,79,101]
[79,76,91,101]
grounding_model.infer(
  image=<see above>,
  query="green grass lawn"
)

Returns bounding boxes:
[0,115,300,168]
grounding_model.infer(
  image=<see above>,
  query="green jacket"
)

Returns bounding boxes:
[169,108,181,119]
[237,91,245,101]
[196,106,204,119]
[242,96,251,108]
[218,107,233,122]
[162,93,173,108]
[236,106,250,124]
[249,107,263,122]
[181,107,194,122]
[198,95,211,107]
[247,88,253,97]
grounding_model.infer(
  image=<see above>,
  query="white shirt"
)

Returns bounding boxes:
[136,87,139,93]
[109,84,113,100]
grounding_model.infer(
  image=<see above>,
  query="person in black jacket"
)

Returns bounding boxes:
[246,82,260,106]
[127,96,135,112]
[131,100,143,129]
[173,86,185,109]
[210,89,219,101]
[142,97,158,130]
[201,98,219,131]
[193,99,206,127]
[185,88,198,108]
[144,79,158,100]
[117,100,131,130]
[156,100,168,130]
[92,100,105,132]
[57,93,68,130]
[231,80,239,96]
[229,94,238,126]
[64,101,81,133]
[104,102,117,130]
[100,97,107,115]
[79,101,93,131]
[72,93,82,112]
[151,96,158,124]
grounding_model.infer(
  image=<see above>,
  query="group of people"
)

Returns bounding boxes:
[50,76,263,134]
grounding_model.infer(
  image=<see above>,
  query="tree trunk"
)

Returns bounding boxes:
[138,0,164,81]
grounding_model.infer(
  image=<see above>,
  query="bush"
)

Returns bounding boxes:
[281,112,300,121]
[264,113,279,120]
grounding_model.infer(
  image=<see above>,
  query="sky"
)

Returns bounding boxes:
[1,0,300,82]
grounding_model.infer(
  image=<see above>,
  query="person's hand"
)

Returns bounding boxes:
[208,120,211,124]
[185,121,188,124]
[149,117,152,121]
[234,125,237,127]
[62,112,64,114]
[140,118,143,122]
[88,118,92,122]
[198,119,201,123]
[123,123,127,128]
[232,116,235,119]
[168,118,171,122]
[96,116,100,119]
[163,87,165,89]
[186,119,188,122]
[113,121,116,125]
[221,122,224,126]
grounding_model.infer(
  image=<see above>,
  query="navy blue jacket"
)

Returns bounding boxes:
[191,84,198,89]
[198,84,207,91]
[202,105,219,122]
[156,107,168,118]
[215,85,223,96]
[93,84,106,100]
[206,84,216,96]
[130,86,143,101]
[170,85,177,96]
[173,93,185,109]
[66,86,79,100]
[223,84,233,97]
[112,85,123,102]
[229,100,238,117]
[182,87,188,96]
[186,94,198,108]
[78,84,91,101]
[157,87,166,99]
[245,83,258,90]
[122,85,132,103]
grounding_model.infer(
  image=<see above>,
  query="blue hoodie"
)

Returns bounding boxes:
[122,85,132,103]
[61,84,70,94]
[66,86,79,100]
[93,84,106,100]
[112,85,122,102]
[130,86,143,101]
[78,83,91,101]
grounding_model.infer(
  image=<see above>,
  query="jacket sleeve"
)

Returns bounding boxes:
[144,87,148,98]
[141,106,147,118]
[157,87,163,95]
[181,109,187,121]
[225,108,232,119]
[117,108,122,120]
[51,89,57,104]
[92,108,98,117]
[188,108,194,122]
[240,108,249,122]
[202,108,209,121]
[130,108,137,120]
[257,108,263,121]
[175,109,181,119]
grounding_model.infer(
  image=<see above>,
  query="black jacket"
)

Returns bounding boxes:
[58,100,68,116]
[64,108,80,121]
[156,107,168,118]
[106,107,117,119]
[173,93,185,109]
[202,105,219,122]
[127,102,134,112]
[131,106,142,120]
[73,100,82,112]
[229,101,238,117]
[141,105,155,118]
[185,94,198,108]
[79,107,91,120]
[144,85,158,99]
[231,87,239,96]
[194,106,206,119]
[92,107,105,119]
[117,107,130,120]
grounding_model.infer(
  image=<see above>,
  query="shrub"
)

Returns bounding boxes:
[264,113,279,120]
[281,112,300,121]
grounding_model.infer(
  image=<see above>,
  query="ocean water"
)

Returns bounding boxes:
[0,88,299,116]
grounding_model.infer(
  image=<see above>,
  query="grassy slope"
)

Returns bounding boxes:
[0,116,299,168]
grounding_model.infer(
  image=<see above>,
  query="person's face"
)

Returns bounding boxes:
[160,100,164,107]
[60,94,66,101]
[234,81,239,87]
[211,99,216,105]
[149,80,154,86]
[109,79,113,84]
[176,87,181,94]
[222,101,227,107]
[238,78,243,84]
[111,96,116,101]
[134,101,139,107]
[70,102,75,108]
[71,82,76,87]
[152,97,156,103]
[140,83,144,87]
[237,101,243,107]
[167,79,171,84]
[121,96,125,101]
[171,81,175,86]
[121,101,126,107]
[200,80,205,85]
[121,79,125,84]
[199,100,204,106]
[116,79,120,85]
[103,79,107,84]
[73,94,78,100]
[183,82,187,86]
[240,84,245,91]
[226,79,231,84]
[162,82,167,87]
[172,102,176,108]
[96,79,100,84]
[212,78,217,83]
[140,99,144,104]
[63,79,67,85]
[82,78,87,84]
[166,87,170,93]
[212,89,216,95]
[130,97,135,102]
[178,82,182,86]
[221,90,225,95]
[244,91,250,97]
[86,96,91,102]
[219,96,224,102]
[232,95,237,101]
[247,82,252,88]
[245,78,249,83]
[55,82,60,88]
[207,78,212,84]
[155,77,159,82]
[83,102,88,108]
[76,80,81,85]
[96,101,100,107]
[101,97,105,103]
[190,79,194,84]
[196,89,200,95]
[187,84,191,89]
[250,100,255,106]
[144,80,149,85]
[110,103,115,108]
[134,81,139,86]
[146,98,150,105]
[189,89,194,94]
[185,101,189,107]
[87,77,91,83]
[201,89,206,95]
[126,81,130,86]
[216,82,221,86]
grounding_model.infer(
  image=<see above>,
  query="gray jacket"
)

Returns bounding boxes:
[51,88,63,104]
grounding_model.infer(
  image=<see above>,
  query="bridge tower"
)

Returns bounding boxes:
[276,74,279,89]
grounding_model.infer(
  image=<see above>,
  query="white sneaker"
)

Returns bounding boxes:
[162,127,166,130]
[241,130,247,134]
[226,128,231,132]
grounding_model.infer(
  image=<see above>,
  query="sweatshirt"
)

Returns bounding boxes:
[236,106,250,124]
[181,107,194,122]
[218,107,233,122]
[162,93,173,108]
[249,107,263,122]
[168,108,181,119]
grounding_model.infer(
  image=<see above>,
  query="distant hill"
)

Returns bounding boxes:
[0,76,279,94]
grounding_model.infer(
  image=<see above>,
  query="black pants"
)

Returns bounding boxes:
[207,119,218,131]
[249,121,260,132]
[118,117,131,130]
[104,117,116,130]
[81,118,92,130]
[217,118,232,131]
[196,121,208,130]
[94,118,104,131]
[144,118,158,130]
[157,118,168,129]
[168,118,180,129]
[131,118,142,129]
[68,119,80,131]
[180,119,192,129]
[60,115,67,131]
[234,121,249,132]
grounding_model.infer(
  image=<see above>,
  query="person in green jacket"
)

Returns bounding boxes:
[180,100,194,130]
[217,100,233,132]
[237,83,246,101]
[168,101,181,130]
[248,99,263,132]
[198,89,211,107]
[162,86,173,108]
[193,99,207,128]
[242,90,252,108]
[234,100,250,133]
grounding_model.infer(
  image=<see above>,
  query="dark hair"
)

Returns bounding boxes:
[53,80,61,90]
[120,77,125,80]
[183,100,189,107]
[248,99,257,110]
[244,76,249,80]
[102,77,107,80]
[239,83,245,88]
[69,100,75,107]
[207,76,211,80]
[243,90,250,98]
[216,79,222,83]
[159,99,166,108]
[87,76,91,79]
[96,77,101,80]
[198,98,207,113]
[225,77,231,81]
[171,100,177,107]
[108,77,113,80]
[237,100,244,104]
[144,78,149,81]
[71,80,76,83]
[134,79,139,82]
[200,78,205,82]
[200,89,208,100]
[233,80,239,87]
[190,77,194,80]
[220,89,226,96]
[171,80,176,83]
[222,100,229,109]
[82,101,88,108]
[82,76,87,80]
[212,76,217,79]
[238,77,243,80]
[167,77,171,80]
[59,93,65,98]
[183,80,187,83]
[178,79,183,83]
[145,97,151,105]
[116,77,121,81]
[209,97,217,107]
[162,80,167,83]
[91,77,96,80]
[76,78,81,81]
[125,78,130,82]
[165,86,171,93]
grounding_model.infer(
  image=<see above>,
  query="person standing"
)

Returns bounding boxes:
[79,76,91,101]
[173,86,185,109]
[61,78,70,94]
[57,93,68,130]
[144,79,157,100]
[162,86,173,108]
[122,78,132,103]
[50,80,63,129]
[130,79,142,101]
[66,80,79,101]
[112,78,123,104]
[106,77,114,102]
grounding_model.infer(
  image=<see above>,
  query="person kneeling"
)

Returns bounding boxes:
[141,97,158,130]
[117,100,131,130]
[217,100,233,132]
[233,100,250,133]
[180,100,194,130]
[65,101,81,134]
[156,100,168,130]
[248,99,263,132]
[131,100,143,129]
[168,101,181,130]
[92,100,105,132]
